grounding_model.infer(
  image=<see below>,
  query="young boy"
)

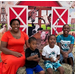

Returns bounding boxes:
[42,35,64,74]
[25,37,45,74]
[57,24,74,73]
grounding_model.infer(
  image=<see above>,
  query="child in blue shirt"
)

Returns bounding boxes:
[57,24,74,73]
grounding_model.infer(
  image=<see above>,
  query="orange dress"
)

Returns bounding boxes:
[0,30,29,74]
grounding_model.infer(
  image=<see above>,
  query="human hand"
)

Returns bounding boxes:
[13,52,22,57]
[34,54,38,59]
[33,58,40,62]
[54,58,58,62]
[63,52,68,58]
[49,57,54,62]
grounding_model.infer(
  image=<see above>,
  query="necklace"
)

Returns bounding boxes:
[13,35,21,39]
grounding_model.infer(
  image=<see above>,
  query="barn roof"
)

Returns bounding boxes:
[16,1,62,7]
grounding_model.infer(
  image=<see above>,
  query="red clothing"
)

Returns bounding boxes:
[0,30,29,74]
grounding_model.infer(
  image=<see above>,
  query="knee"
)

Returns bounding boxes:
[60,67,65,74]
[39,71,45,74]
[62,68,65,74]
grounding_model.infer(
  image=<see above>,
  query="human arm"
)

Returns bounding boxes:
[26,54,39,61]
[25,48,39,61]
[25,40,29,48]
[26,54,40,62]
[24,32,29,48]
[57,35,74,58]
[57,43,68,58]
[42,56,55,62]
[42,47,55,62]
[55,55,60,62]
[33,49,40,62]
[67,44,74,54]
[33,49,41,62]
[1,32,22,57]
[1,41,22,57]
[33,57,40,62]
[56,35,67,58]
[67,36,74,54]
[57,43,65,55]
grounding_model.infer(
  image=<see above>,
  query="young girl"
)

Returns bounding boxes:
[57,24,74,73]
[42,35,64,74]
[25,37,45,74]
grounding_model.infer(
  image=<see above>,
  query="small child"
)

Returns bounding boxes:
[42,35,64,74]
[57,24,74,73]
[25,37,45,74]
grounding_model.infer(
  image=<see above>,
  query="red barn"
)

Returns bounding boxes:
[16,1,62,27]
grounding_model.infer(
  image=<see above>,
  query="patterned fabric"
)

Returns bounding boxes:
[57,34,74,51]
[44,60,61,71]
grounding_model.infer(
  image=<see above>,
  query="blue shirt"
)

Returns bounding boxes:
[57,34,74,51]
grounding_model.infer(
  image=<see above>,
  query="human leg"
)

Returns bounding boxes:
[63,58,68,63]
[45,62,53,74]
[26,68,33,74]
[53,61,64,74]
[68,57,73,67]
[60,54,68,64]
[68,53,74,74]
[1,53,25,74]
[68,52,74,67]
[47,68,53,74]
[57,66,64,74]
[34,65,45,74]
[59,54,64,63]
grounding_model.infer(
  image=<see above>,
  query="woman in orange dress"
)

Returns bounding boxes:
[0,19,29,74]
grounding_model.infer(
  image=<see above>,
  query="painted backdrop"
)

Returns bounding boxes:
[0,1,75,49]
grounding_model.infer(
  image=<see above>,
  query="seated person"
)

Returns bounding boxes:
[25,37,45,74]
[42,35,64,74]
[57,24,74,73]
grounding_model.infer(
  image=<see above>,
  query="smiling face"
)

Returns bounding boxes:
[11,20,20,33]
[62,24,70,35]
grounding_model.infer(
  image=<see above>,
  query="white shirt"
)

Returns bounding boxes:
[42,44,60,58]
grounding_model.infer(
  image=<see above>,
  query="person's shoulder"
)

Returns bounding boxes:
[69,34,74,38]
[35,48,39,50]
[57,34,62,38]
[43,45,49,49]
[35,48,39,51]
[21,30,25,34]
[2,30,10,36]
[21,30,28,36]
[55,44,60,49]
[6,30,10,33]
[25,48,30,51]
[69,34,74,37]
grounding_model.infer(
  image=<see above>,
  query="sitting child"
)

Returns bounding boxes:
[42,35,64,74]
[57,24,74,73]
[25,37,45,74]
